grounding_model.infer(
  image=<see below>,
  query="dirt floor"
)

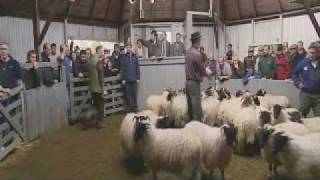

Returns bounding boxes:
[0,114,291,180]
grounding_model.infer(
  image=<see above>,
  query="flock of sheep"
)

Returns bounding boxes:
[119,87,320,180]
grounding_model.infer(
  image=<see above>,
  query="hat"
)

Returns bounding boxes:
[277,44,283,51]
[151,30,157,34]
[289,44,298,49]
[248,47,254,52]
[190,32,201,41]
[120,46,125,51]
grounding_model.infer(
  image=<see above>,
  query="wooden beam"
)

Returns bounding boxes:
[277,0,283,13]
[236,0,242,19]
[251,0,258,17]
[32,0,40,57]
[89,0,97,17]
[303,0,320,38]
[119,0,125,22]
[171,0,175,18]
[191,0,195,11]
[66,0,74,17]
[104,0,112,20]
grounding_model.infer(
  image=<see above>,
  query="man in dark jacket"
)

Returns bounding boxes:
[142,30,161,58]
[121,44,140,112]
[160,32,171,57]
[74,50,88,78]
[0,42,23,90]
[293,42,320,117]
[258,46,276,79]
[289,44,301,71]
[185,32,212,121]
[244,47,256,72]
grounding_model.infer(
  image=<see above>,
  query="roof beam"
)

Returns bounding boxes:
[89,0,97,17]
[104,0,112,20]
[303,0,320,38]
[119,0,125,23]
[251,0,258,17]
[236,0,242,19]
[171,0,175,18]
[32,0,40,56]
[65,0,74,17]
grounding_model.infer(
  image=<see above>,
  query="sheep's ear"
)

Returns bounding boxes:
[260,111,272,125]
[253,96,260,106]
[288,111,302,123]
[167,92,174,101]
[273,104,283,119]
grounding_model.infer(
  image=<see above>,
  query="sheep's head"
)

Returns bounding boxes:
[222,124,238,147]
[288,111,302,123]
[155,116,171,129]
[256,89,267,96]
[241,95,253,107]
[235,90,244,97]
[217,91,227,101]
[273,104,283,119]
[178,88,187,94]
[272,132,291,154]
[205,87,214,97]
[166,91,176,101]
[257,126,274,148]
[133,116,151,142]
[253,95,260,106]
[259,110,272,126]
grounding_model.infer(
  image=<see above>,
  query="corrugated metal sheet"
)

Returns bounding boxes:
[226,13,320,61]
[0,17,118,62]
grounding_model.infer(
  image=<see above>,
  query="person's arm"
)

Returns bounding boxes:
[292,61,304,89]
[15,61,23,86]
[120,58,126,80]
[136,56,140,80]
[271,58,277,79]
[97,61,104,91]
[73,62,80,77]
[288,59,292,79]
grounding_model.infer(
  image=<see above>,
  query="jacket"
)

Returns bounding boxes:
[0,56,23,88]
[258,55,276,79]
[244,56,257,71]
[143,39,161,57]
[74,61,88,78]
[231,62,245,79]
[160,40,171,57]
[88,55,104,93]
[121,52,140,82]
[216,63,232,77]
[170,42,185,56]
[243,70,262,85]
[185,47,207,81]
[292,58,320,94]
[275,54,292,80]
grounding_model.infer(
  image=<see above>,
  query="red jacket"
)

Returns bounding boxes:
[276,54,292,80]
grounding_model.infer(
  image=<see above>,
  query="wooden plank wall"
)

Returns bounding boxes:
[23,82,69,141]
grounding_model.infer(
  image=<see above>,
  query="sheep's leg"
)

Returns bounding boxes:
[209,170,214,179]
[272,164,279,176]
[267,164,273,179]
[151,170,158,180]
[220,169,225,180]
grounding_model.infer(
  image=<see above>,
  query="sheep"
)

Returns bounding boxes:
[257,122,310,178]
[145,88,174,116]
[120,110,168,157]
[302,117,320,132]
[201,89,221,126]
[133,115,202,180]
[272,132,320,180]
[256,89,290,110]
[168,90,189,128]
[185,121,238,180]
[272,104,302,125]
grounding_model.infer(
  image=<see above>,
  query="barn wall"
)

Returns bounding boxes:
[225,13,320,60]
[0,16,118,62]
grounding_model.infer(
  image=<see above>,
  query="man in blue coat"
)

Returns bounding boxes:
[121,44,140,112]
[292,42,320,117]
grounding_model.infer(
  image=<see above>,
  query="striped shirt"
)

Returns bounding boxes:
[185,47,207,81]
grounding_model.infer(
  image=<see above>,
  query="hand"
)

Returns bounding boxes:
[205,67,213,76]
[103,90,108,95]
[122,80,126,85]
[137,80,140,83]
[299,83,304,89]
[32,61,38,69]
[78,73,84,78]
[248,76,254,80]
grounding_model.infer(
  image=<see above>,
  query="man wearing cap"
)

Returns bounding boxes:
[170,33,185,56]
[185,32,213,121]
[244,47,257,72]
[257,46,276,79]
[293,42,320,117]
[275,45,292,80]
[142,30,161,58]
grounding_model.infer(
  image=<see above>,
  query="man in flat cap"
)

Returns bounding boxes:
[244,47,257,73]
[185,32,213,121]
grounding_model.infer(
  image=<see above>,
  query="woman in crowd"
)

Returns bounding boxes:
[25,50,41,90]
[231,56,245,79]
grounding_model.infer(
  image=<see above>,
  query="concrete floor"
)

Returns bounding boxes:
[0,114,291,180]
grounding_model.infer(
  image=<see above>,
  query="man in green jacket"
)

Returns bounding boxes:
[258,46,276,79]
[87,46,105,129]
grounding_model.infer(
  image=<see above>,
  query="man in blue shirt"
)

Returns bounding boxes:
[0,42,22,91]
[121,44,140,112]
[292,42,320,117]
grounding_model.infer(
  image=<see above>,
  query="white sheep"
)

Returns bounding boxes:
[120,110,166,157]
[145,88,173,116]
[168,92,189,128]
[272,104,302,125]
[302,117,320,132]
[256,89,290,110]
[272,132,320,180]
[185,121,237,180]
[133,116,202,180]
[257,122,310,178]
[201,93,221,126]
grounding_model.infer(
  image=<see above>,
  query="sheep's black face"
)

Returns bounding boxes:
[260,111,272,126]
[156,116,170,129]
[273,104,283,119]
[272,132,290,154]
[217,91,227,102]
[225,91,232,99]
[241,96,253,107]
[133,116,150,142]
[167,91,176,101]
[235,90,243,97]
[253,96,260,106]
[205,88,214,97]
[288,111,302,123]
[257,128,274,148]
[256,89,266,96]
[223,124,238,147]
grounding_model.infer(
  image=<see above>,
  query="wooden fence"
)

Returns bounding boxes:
[69,75,125,123]
[0,86,25,160]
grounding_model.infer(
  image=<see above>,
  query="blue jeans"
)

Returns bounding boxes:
[125,81,138,112]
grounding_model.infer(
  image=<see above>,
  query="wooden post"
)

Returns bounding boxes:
[32,0,40,58]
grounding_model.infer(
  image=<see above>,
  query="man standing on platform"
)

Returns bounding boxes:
[170,33,185,56]
[87,46,105,129]
[293,42,320,117]
[185,32,213,121]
